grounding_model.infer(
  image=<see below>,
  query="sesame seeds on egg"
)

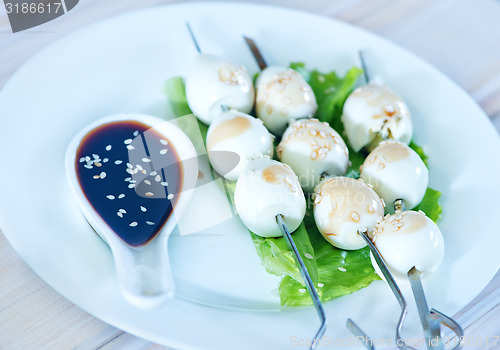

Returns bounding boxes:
[255,66,317,135]
[277,119,349,192]
[313,177,384,250]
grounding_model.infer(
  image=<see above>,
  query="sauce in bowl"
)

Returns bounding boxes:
[75,120,182,246]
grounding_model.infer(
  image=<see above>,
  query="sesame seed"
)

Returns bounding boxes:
[145,192,154,197]
[126,145,135,150]
[167,194,174,200]
[129,222,138,227]
[124,139,132,144]
[161,182,168,186]
[103,158,109,163]
[106,145,112,151]
[85,156,90,161]
[79,157,85,163]
[314,194,322,204]
[127,163,133,169]
[119,209,126,213]
[304,253,314,259]
[155,175,161,182]
[124,177,131,182]
[94,162,102,167]
[338,267,347,272]
[136,164,143,171]
[318,283,324,287]
[117,212,123,218]
[144,180,151,185]
[106,195,115,200]
[118,194,125,199]
[160,139,168,145]
[93,154,99,159]
[142,157,151,163]
[84,164,93,169]
[100,172,106,179]
[298,288,307,293]
[126,169,133,175]
[133,130,139,137]
[93,175,100,179]
[160,149,168,155]
[141,169,146,174]
[146,221,155,225]
[150,171,157,176]
[350,211,360,222]
[128,184,135,189]
[115,160,123,165]
[141,206,147,212]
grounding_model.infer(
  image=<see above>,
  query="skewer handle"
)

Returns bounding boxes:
[358,229,412,349]
[276,214,327,350]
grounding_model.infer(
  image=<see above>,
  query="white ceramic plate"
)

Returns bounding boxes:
[1,3,499,349]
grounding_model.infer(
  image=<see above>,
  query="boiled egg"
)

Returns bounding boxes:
[255,66,317,135]
[313,177,385,250]
[372,210,444,278]
[234,157,306,237]
[360,141,428,209]
[341,84,412,152]
[185,54,255,125]
[277,118,349,192]
[206,110,274,181]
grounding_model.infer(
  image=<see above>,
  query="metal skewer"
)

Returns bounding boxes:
[348,198,464,350]
[276,214,327,350]
[186,22,202,53]
[243,36,268,70]
[186,22,232,115]
[359,50,370,84]
[243,35,328,348]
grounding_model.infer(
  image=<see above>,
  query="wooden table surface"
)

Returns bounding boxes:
[1,0,500,349]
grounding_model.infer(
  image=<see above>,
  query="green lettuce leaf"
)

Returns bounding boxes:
[414,187,442,222]
[162,76,209,139]
[280,209,380,306]
[291,63,363,132]
[409,141,429,168]
[251,223,318,287]
[224,180,318,288]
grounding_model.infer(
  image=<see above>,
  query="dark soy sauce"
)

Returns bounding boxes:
[75,120,182,246]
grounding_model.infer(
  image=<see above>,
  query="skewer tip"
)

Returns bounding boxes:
[186,22,201,53]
